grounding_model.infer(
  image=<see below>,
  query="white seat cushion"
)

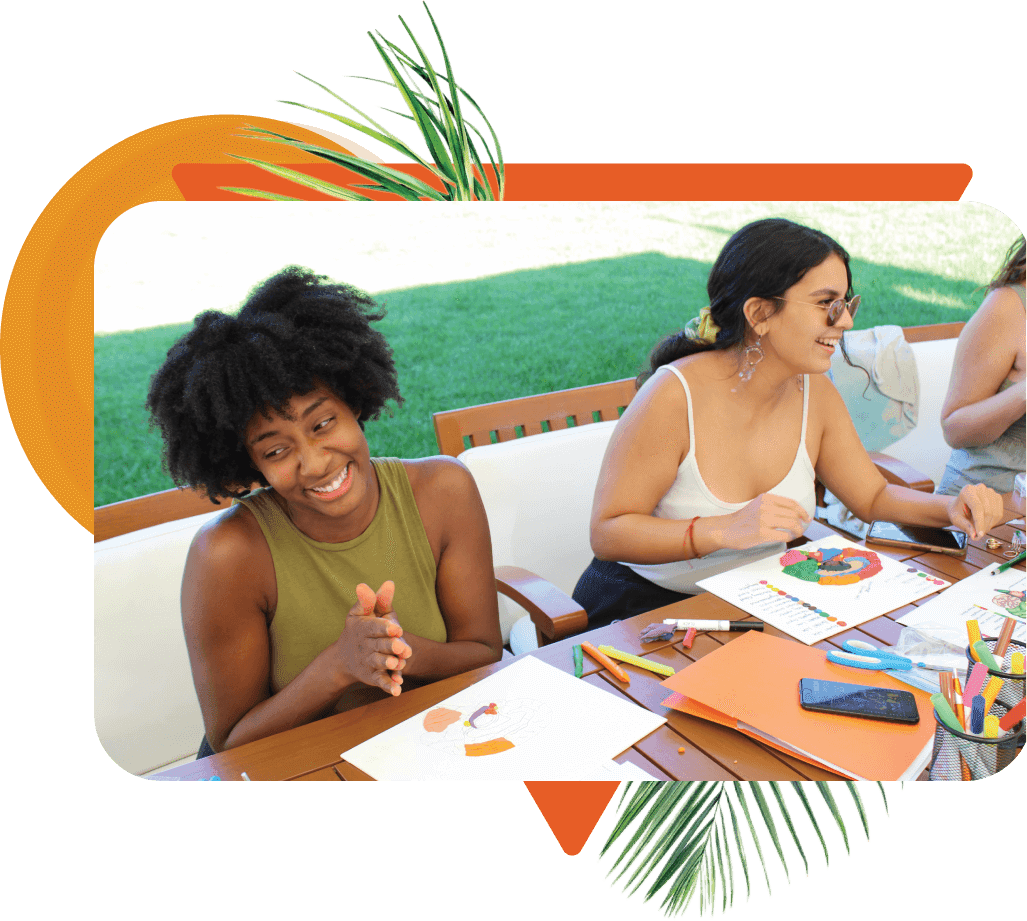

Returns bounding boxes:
[94,510,223,775]
[884,337,959,488]
[459,421,617,650]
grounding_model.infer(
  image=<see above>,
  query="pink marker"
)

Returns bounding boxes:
[964,662,990,703]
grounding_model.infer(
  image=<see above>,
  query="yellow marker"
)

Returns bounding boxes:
[598,645,676,677]
[983,714,999,738]
[1011,652,1024,675]
[966,619,982,648]
[981,676,1004,715]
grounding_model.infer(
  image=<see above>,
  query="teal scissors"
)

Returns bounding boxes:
[826,640,931,672]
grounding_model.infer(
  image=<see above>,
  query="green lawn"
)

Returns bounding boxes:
[94,203,1020,506]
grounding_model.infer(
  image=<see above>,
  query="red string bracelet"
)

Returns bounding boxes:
[684,516,703,558]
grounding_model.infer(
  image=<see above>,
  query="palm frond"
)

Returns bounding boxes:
[232,3,503,202]
[217,187,304,202]
[231,134,449,201]
[604,781,889,916]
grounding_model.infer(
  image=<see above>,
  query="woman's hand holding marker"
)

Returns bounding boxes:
[339,581,412,696]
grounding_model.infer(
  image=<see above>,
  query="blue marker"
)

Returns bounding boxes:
[969,695,985,734]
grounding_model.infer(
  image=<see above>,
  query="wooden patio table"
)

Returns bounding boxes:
[153,508,1024,782]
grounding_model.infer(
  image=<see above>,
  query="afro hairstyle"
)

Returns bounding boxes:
[145,265,403,502]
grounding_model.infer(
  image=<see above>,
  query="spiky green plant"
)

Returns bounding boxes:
[603,781,889,916]
[223,3,503,202]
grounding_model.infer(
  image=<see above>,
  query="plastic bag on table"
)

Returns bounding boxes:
[883,626,968,694]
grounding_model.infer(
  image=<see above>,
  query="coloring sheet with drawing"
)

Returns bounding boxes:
[697,535,950,645]
[898,562,1026,646]
[341,656,666,781]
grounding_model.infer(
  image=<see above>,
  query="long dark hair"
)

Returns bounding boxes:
[989,236,1026,290]
[638,218,853,387]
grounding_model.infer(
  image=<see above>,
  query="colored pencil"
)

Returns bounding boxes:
[993,617,1016,659]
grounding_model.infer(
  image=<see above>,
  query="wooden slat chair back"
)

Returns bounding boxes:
[95,486,238,542]
[432,323,965,459]
[433,378,637,457]
[901,321,964,343]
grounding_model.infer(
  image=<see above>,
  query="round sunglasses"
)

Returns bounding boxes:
[779,294,861,326]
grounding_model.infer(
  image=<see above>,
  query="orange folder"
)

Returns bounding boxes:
[660,631,936,780]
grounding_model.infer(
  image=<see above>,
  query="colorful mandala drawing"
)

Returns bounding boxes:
[779,546,883,585]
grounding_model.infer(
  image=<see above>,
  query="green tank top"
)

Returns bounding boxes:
[238,458,447,693]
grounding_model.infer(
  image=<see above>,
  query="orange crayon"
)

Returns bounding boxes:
[580,641,630,685]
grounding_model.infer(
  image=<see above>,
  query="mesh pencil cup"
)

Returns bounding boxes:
[929,710,1024,781]
[964,639,1025,710]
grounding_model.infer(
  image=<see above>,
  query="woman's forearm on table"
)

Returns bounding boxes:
[219,648,355,751]
[399,633,501,681]
[942,382,1026,449]
[863,484,954,529]
[591,513,726,564]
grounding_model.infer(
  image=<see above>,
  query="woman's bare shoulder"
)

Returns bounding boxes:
[188,502,270,574]
[182,500,277,623]
[401,456,487,561]
[806,371,848,438]
[965,286,1026,339]
[670,350,737,390]
[401,455,472,492]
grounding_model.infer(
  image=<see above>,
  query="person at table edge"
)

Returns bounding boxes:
[937,235,1025,497]
[146,267,502,755]
[574,218,1006,625]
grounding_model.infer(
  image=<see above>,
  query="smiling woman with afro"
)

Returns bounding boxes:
[146,266,502,758]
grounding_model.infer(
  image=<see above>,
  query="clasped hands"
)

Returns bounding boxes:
[336,581,412,697]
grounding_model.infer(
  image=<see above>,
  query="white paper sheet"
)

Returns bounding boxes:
[898,562,1026,646]
[697,535,950,644]
[340,656,666,781]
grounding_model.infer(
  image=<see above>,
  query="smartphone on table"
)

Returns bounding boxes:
[798,678,920,724]
[865,520,968,557]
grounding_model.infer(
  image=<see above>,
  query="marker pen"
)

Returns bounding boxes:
[662,619,764,632]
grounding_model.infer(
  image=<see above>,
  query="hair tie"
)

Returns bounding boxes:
[683,306,720,344]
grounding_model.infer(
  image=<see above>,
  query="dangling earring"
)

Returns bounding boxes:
[738,337,764,383]
[796,374,804,392]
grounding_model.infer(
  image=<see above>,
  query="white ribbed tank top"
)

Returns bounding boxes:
[626,364,817,593]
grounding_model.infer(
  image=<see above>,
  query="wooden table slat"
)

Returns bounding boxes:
[614,748,675,781]
[291,765,345,781]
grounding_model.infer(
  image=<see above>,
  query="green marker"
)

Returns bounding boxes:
[931,693,963,733]
[995,551,1026,574]
[972,639,1001,672]
[572,644,583,678]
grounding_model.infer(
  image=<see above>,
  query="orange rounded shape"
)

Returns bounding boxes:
[422,707,461,733]
[1,114,355,533]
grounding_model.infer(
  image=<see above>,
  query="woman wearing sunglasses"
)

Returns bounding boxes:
[573,218,1004,625]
